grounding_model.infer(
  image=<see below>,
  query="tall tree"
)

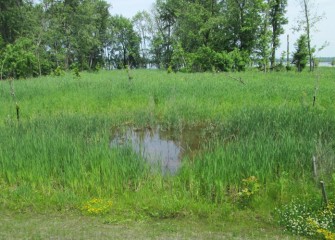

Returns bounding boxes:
[109,15,141,68]
[152,0,179,68]
[40,0,110,70]
[223,0,265,54]
[0,0,31,44]
[256,1,271,72]
[132,11,154,68]
[175,1,221,52]
[268,0,288,69]
[73,0,110,70]
[294,0,324,71]
[25,3,52,75]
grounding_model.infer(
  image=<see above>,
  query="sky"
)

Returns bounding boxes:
[108,0,335,57]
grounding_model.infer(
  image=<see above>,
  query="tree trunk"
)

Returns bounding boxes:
[286,34,290,69]
[303,0,313,71]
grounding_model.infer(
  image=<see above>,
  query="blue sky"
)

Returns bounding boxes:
[108,0,335,57]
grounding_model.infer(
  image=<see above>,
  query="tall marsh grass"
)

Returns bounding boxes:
[0,68,334,214]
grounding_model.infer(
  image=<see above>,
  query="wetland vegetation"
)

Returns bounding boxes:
[1,68,334,238]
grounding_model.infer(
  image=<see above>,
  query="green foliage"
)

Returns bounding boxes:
[223,0,265,54]
[191,46,216,72]
[214,51,234,72]
[73,67,80,78]
[0,35,3,48]
[0,38,38,79]
[276,200,335,239]
[275,51,287,72]
[0,0,34,44]
[132,11,153,68]
[188,47,247,72]
[170,42,186,72]
[268,0,288,68]
[94,63,101,72]
[294,0,324,72]
[229,49,249,71]
[151,0,178,69]
[331,59,335,67]
[109,15,141,68]
[0,0,293,75]
[292,35,309,72]
[237,176,261,208]
[53,66,64,77]
[167,65,173,74]
[151,0,272,71]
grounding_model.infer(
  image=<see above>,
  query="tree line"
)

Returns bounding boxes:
[0,0,322,79]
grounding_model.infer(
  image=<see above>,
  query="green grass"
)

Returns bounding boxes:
[0,68,334,237]
[1,210,306,239]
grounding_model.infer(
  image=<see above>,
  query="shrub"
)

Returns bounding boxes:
[167,65,173,74]
[238,176,260,208]
[72,67,80,78]
[188,47,247,72]
[276,200,335,238]
[53,66,64,76]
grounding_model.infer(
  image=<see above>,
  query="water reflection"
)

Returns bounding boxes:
[110,126,205,174]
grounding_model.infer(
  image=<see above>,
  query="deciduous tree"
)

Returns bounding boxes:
[109,15,141,68]
[268,0,288,69]
[292,35,308,72]
[132,11,154,68]
[294,0,324,71]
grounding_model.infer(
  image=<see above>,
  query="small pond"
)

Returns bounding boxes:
[110,126,210,174]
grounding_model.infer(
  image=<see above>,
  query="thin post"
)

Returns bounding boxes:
[16,103,20,122]
[286,35,290,69]
[313,72,320,107]
[320,181,328,205]
[312,156,317,179]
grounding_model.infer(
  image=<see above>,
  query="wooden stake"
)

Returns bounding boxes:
[312,156,317,179]
[320,181,328,205]
[16,103,20,122]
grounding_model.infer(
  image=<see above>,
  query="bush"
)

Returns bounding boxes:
[0,37,39,79]
[167,65,173,74]
[229,48,249,72]
[237,176,260,208]
[53,66,64,76]
[188,47,247,72]
[214,51,233,72]
[192,46,216,72]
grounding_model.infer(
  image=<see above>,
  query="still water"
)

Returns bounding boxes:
[110,126,208,174]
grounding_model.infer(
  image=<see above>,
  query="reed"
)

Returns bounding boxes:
[0,68,334,215]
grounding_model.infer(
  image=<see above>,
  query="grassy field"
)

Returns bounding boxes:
[1,210,306,239]
[0,68,334,238]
